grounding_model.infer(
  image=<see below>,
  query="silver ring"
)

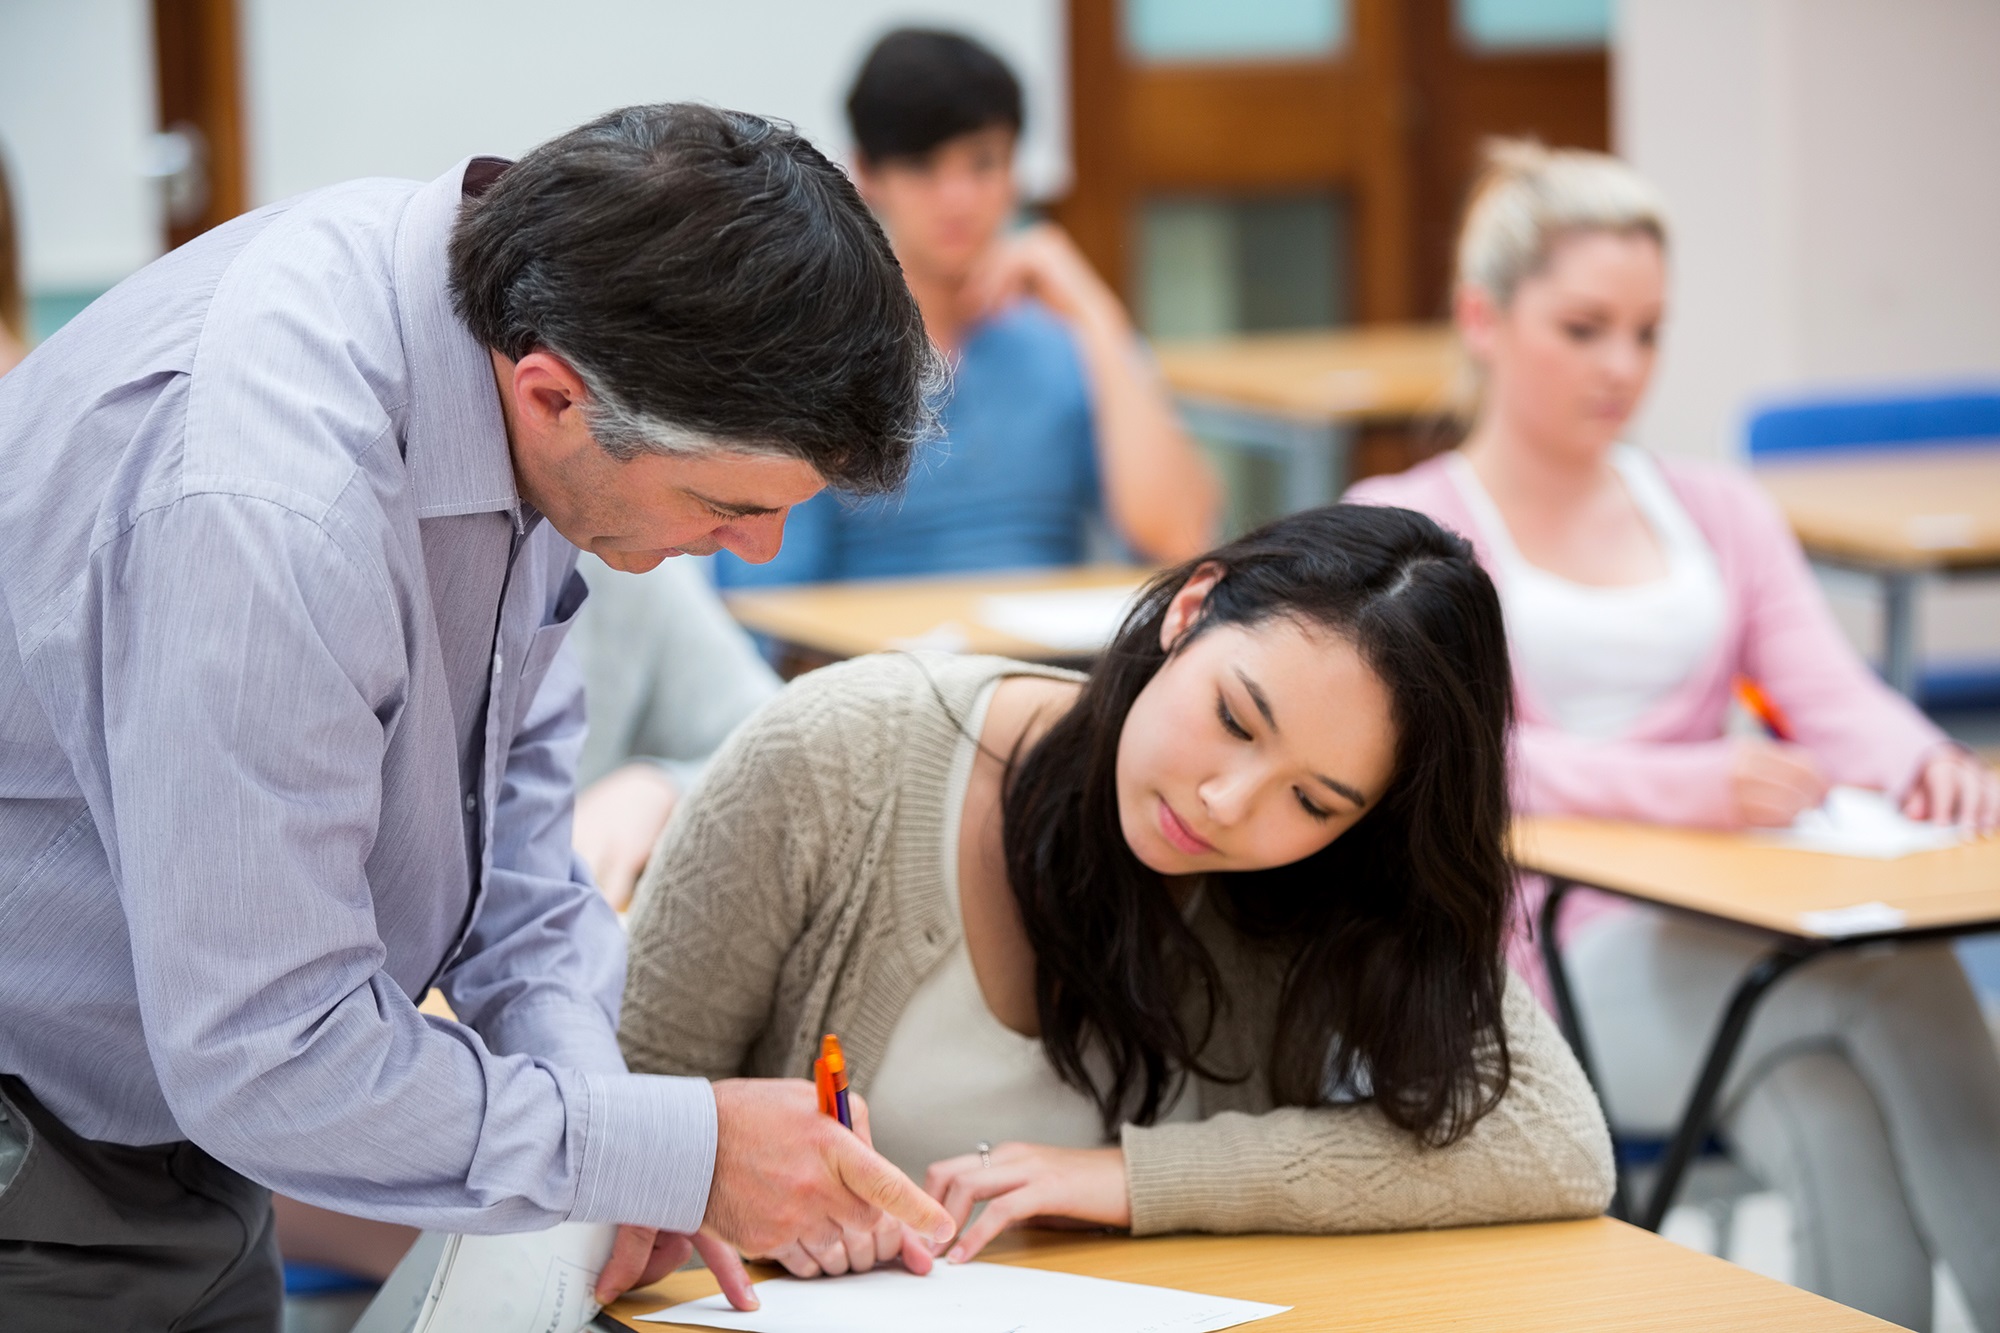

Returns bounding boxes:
[976,1140,992,1170]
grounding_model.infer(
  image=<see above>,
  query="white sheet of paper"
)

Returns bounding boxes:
[1798,900,1910,937]
[976,584,1145,653]
[633,1259,1290,1333]
[1758,785,1966,860]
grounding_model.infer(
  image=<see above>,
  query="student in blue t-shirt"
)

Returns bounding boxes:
[713,28,1220,588]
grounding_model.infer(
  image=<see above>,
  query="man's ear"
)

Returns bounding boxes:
[507,351,592,435]
[1158,562,1225,653]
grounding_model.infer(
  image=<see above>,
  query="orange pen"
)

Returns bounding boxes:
[1734,676,1795,743]
[812,1033,852,1130]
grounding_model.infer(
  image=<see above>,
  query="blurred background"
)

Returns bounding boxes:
[2,2,1997,1325]
[3,0,1996,690]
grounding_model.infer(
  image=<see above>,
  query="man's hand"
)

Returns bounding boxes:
[923,1143,1129,1263]
[1903,746,2000,833]
[705,1079,955,1276]
[1728,737,1828,827]
[573,763,680,910]
[595,1226,757,1310]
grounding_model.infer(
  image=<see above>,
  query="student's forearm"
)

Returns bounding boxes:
[1071,307,1221,563]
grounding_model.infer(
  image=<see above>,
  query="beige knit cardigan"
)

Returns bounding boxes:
[619,652,1615,1236]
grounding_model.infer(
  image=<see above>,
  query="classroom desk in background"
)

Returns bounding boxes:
[604,1218,1895,1331]
[1754,445,2000,697]
[1153,323,1458,514]
[1514,816,2000,1231]
[722,564,1149,665]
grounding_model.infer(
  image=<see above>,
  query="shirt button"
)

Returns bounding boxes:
[464,794,478,813]
[492,655,504,677]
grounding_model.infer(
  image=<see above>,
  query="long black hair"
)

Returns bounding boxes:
[1001,504,1516,1148]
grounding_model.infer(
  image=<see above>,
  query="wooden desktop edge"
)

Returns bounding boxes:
[597,1218,1896,1331]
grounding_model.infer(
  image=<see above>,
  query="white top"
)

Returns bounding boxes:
[1446,447,1726,740]
[868,678,1195,1183]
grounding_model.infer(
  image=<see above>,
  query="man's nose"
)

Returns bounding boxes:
[717,510,789,565]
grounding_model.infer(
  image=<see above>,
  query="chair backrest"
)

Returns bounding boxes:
[1745,385,2000,460]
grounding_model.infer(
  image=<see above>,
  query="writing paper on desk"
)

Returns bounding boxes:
[976,584,1144,653]
[633,1259,1289,1333]
[1759,786,1966,860]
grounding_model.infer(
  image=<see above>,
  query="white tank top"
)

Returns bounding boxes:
[1446,447,1726,740]
[867,679,1195,1184]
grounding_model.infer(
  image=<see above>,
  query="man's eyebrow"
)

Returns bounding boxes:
[1234,666,1368,809]
[687,490,782,519]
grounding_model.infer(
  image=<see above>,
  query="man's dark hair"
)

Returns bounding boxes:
[449,103,939,494]
[846,29,1023,164]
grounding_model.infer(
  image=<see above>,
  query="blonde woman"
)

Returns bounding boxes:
[1351,140,2000,1331]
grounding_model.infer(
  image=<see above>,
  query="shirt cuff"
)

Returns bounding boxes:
[572,1072,717,1233]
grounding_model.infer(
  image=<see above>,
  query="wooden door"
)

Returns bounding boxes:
[152,0,247,250]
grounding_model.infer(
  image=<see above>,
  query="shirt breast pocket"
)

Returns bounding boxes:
[512,567,590,729]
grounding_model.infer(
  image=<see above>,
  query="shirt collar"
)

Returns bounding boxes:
[393,157,524,526]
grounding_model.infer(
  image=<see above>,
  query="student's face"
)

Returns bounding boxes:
[1460,229,1666,465]
[496,350,824,573]
[856,126,1018,284]
[1115,570,1398,878]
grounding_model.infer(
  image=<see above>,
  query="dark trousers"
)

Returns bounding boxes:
[0,1075,281,1332]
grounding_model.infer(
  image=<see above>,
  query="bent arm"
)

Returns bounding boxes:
[1513,726,1743,827]
[1075,311,1221,563]
[102,496,710,1234]
[1119,972,1614,1235]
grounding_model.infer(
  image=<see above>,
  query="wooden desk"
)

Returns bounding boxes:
[605,1218,1893,1331]
[724,565,1149,663]
[1154,323,1458,511]
[1514,815,2000,1230]
[1754,446,2000,695]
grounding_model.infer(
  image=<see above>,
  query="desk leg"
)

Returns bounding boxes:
[1881,570,1920,699]
[1536,879,1631,1222]
[1638,945,1822,1232]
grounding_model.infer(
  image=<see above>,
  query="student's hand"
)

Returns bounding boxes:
[595,1225,757,1310]
[1728,737,1828,827]
[923,1143,1130,1263]
[705,1079,955,1281]
[769,1093,938,1279]
[1902,747,2000,833]
[965,224,1125,340]
[573,763,680,910]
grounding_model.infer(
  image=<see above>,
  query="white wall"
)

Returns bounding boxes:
[1617,0,2000,671]
[1617,0,2000,460]
[0,0,161,290]
[241,1,1067,206]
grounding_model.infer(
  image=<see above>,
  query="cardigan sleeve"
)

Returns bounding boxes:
[1119,971,1614,1235]
[616,671,844,1081]
[1719,472,1948,796]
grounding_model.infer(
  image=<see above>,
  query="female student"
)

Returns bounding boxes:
[619,505,1614,1279]
[1351,141,2000,1331]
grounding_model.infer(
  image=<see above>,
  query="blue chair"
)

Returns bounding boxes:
[1745,384,2000,701]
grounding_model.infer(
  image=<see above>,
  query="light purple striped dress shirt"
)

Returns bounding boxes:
[0,161,715,1233]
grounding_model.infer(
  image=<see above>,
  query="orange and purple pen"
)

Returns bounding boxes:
[813,1033,851,1130]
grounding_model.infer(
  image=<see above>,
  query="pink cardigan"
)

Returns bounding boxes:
[1348,453,1946,827]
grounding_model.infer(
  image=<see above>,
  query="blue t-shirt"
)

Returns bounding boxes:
[713,300,1100,587]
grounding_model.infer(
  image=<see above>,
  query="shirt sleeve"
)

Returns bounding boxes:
[613,559,783,782]
[94,492,712,1234]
